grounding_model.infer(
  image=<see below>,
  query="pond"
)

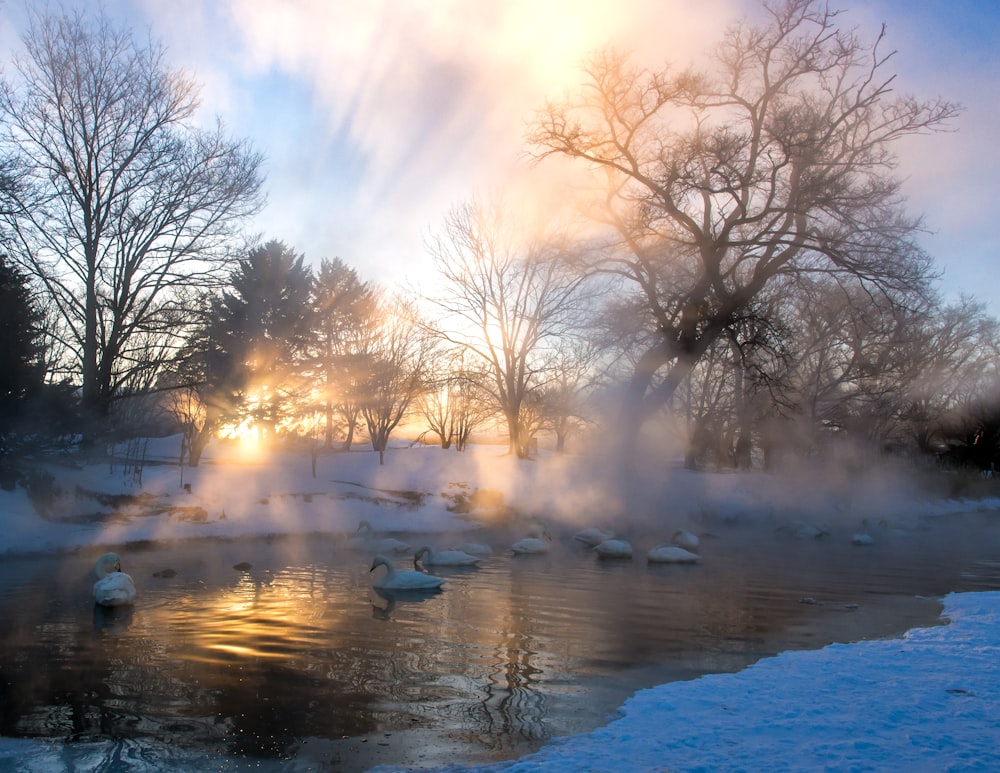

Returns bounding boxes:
[2,509,1000,771]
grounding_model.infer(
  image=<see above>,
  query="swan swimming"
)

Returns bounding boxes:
[671,529,700,551]
[646,544,702,564]
[851,520,874,546]
[511,533,552,555]
[347,520,411,554]
[453,542,493,556]
[414,546,481,567]
[573,527,615,547]
[594,539,633,559]
[370,555,445,590]
[92,552,137,607]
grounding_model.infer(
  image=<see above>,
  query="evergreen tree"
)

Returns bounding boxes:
[0,255,45,454]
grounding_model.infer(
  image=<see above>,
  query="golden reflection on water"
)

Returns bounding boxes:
[2,514,1000,768]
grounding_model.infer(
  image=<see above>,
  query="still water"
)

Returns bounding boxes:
[2,511,1000,771]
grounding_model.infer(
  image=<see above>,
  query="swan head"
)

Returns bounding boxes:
[413,546,431,565]
[95,552,122,579]
[369,555,392,573]
[356,520,373,534]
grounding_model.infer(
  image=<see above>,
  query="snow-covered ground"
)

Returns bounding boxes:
[1,436,999,771]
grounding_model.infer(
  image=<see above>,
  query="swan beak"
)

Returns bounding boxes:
[115,561,122,572]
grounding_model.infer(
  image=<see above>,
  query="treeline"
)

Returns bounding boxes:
[1,1,998,474]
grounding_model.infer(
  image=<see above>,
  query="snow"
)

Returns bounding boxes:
[450,591,1000,772]
[2,436,999,771]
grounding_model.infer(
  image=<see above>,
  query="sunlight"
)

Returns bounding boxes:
[218,418,264,460]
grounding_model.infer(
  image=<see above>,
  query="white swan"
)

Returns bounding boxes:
[671,529,700,551]
[93,552,137,607]
[347,520,411,554]
[777,521,830,540]
[594,539,632,559]
[453,542,493,556]
[851,520,874,546]
[511,533,551,555]
[370,555,445,590]
[646,544,702,564]
[573,527,615,547]
[414,546,481,567]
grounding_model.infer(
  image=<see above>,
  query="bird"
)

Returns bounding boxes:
[414,546,481,567]
[511,533,552,555]
[593,539,633,559]
[671,529,700,551]
[646,544,702,564]
[776,521,830,540]
[452,541,493,556]
[92,552,137,607]
[573,527,615,547]
[851,520,874,546]
[347,520,411,554]
[369,555,445,590]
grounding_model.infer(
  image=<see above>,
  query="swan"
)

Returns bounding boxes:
[671,529,700,551]
[347,520,411,554]
[453,542,493,556]
[370,555,445,590]
[593,539,632,559]
[92,552,137,607]
[646,544,701,564]
[851,519,874,546]
[414,546,481,567]
[573,527,615,547]
[511,533,551,555]
[776,521,830,540]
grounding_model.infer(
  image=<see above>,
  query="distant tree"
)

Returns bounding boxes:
[0,7,264,421]
[0,254,45,446]
[425,197,592,458]
[309,257,377,450]
[528,0,956,465]
[356,295,434,464]
[418,348,495,450]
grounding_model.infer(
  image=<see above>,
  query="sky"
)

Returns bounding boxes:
[0,437,998,770]
[0,0,998,310]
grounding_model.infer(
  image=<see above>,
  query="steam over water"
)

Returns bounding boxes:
[2,509,999,770]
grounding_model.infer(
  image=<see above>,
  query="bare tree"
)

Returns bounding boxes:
[357,294,434,465]
[0,7,264,420]
[309,257,377,450]
[417,347,494,450]
[425,197,592,458]
[527,0,957,463]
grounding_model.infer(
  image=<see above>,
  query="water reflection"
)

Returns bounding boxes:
[1,512,999,769]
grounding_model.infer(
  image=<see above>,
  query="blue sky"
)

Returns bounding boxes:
[2,0,998,311]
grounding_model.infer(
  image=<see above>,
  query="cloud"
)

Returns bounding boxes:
[126,0,999,308]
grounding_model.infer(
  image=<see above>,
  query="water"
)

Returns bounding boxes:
[2,510,1000,771]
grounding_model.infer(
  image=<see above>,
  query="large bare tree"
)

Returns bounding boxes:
[528,0,957,461]
[425,197,592,458]
[0,8,264,420]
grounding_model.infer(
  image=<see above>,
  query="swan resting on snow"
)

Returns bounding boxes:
[646,544,702,564]
[594,539,633,559]
[370,555,445,590]
[414,546,481,567]
[93,552,137,607]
